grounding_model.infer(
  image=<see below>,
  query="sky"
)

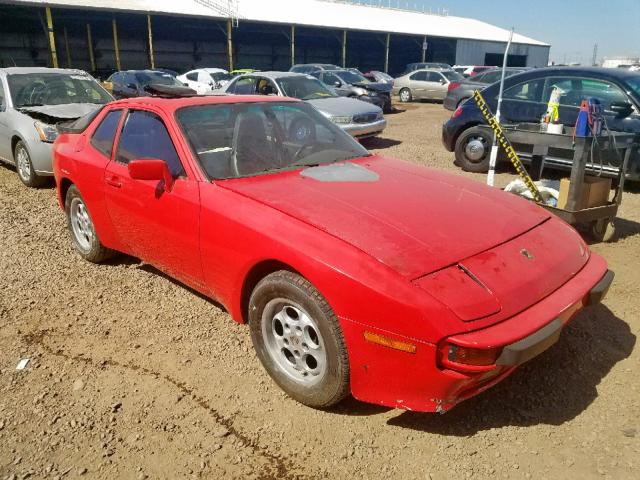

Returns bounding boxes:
[352,0,640,64]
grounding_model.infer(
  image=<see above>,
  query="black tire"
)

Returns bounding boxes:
[248,270,350,409]
[14,140,47,188]
[64,185,114,263]
[454,126,492,173]
[399,88,412,103]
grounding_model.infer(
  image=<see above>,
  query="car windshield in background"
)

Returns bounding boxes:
[276,76,337,100]
[376,72,393,82]
[211,72,232,82]
[8,73,112,107]
[473,69,525,84]
[176,101,369,180]
[336,70,369,84]
[626,76,640,99]
[135,71,183,87]
[441,71,465,82]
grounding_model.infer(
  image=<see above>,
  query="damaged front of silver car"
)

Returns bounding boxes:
[0,67,112,187]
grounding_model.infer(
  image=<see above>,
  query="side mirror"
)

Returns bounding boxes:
[439,79,446,85]
[334,81,342,88]
[610,101,633,117]
[128,159,174,191]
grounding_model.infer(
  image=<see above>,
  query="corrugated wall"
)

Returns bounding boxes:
[456,39,550,67]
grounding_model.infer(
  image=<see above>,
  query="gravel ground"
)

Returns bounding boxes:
[1,102,639,480]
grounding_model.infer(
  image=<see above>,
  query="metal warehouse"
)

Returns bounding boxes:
[0,0,550,76]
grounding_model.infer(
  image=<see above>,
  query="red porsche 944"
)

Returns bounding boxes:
[53,93,613,413]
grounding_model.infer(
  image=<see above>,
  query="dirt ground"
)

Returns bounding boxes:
[1,102,639,480]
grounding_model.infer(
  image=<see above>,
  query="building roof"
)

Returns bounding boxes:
[8,0,550,47]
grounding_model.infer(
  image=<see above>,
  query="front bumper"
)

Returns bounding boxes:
[26,138,54,175]
[341,118,387,138]
[342,254,611,413]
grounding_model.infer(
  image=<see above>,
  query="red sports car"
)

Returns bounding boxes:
[53,93,613,413]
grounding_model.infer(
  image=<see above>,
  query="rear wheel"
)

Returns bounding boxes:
[14,141,46,188]
[249,271,350,409]
[65,185,113,263]
[454,126,492,173]
[399,88,412,103]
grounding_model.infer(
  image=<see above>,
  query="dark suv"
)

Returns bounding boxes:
[312,69,393,113]
[442,67,640,180]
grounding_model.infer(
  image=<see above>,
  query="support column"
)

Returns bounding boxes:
[384,33,390,73]
[227,19,234,72]
[63,26,72,67]
[112,18,121,71]
[421,35,427,62]
[147,14,155,69]
[45,7,59,68]
[87,24,96,73]
[342,30,347,67]
[291,25,295,68]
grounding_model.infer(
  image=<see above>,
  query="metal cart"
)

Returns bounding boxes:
[477,123,637,242]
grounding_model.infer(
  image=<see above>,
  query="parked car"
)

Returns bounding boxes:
[402,62,452,75]
[364,70,394,86]
[223,72,386,138]
[107,70,192,99]
[0,67,112,187]
[442,67,640,180]
[290,64,341,74]
[453,65,494,78]
[393,68,465,103]
[177,68,232,94]
[52,92,613,413]
[311,69,392,113]
[443,68,528,111]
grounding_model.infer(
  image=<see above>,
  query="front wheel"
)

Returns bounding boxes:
[65,185,114,263]
[399,88,412,103]
[14,141,46,188]
[454,126,492,173]
[249,271,350,409]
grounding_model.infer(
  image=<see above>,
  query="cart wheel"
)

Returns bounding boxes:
[592,218,616,243]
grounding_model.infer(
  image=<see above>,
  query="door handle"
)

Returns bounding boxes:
[105,175,122,188]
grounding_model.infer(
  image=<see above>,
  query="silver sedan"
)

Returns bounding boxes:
[392,68,464,103]
[0,67,112,187]
[223,71,386,139]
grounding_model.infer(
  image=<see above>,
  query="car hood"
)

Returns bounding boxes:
[18,103,102,121]
[306,96,381,116]
[354,82,392,93]
[220,156,551,279]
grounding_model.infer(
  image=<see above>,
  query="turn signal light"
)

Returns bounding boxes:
[363,331,417,354]
[448,344,502,366]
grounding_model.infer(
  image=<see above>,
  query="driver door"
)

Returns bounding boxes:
[103,107,204,288]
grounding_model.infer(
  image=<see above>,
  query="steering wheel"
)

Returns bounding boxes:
[288,117,316,161]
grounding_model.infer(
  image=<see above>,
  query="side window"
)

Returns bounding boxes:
[116,110,184,177]
[90,109,123,158]
[256,78,277,95]
[186,72,199,82]
[410,71,427,81]
[503,79,545,102]
[426,72,444,83]
[233,77,258,95]
[544,78,628,111]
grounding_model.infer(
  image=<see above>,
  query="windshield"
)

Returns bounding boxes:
[376,72,393,81]
[336,70,369,84]
[135,71,183,87]
[176,101,369,179]
[441,71,465,82]
[626,76,640,99]
[8,72,112,107]
[276,76,337,100]
[211,72,232,82]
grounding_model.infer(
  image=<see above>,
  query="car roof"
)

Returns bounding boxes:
[108,94,300,113]
[0,67,90,75]
[496,66,640,84]
[237,71,309,80]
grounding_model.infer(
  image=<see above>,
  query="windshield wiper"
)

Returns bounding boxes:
[17,103,44,108]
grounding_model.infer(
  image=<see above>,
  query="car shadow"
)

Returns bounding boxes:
[384,304,634,434]
[361,137,402,150]
[0,162,55,188]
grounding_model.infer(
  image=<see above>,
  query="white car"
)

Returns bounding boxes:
[177,68,232,94]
